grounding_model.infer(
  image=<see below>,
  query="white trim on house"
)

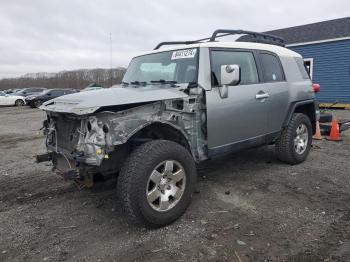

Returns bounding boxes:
[286,36,350,47]
[303,58,314,79]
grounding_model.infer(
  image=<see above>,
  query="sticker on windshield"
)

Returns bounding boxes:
[171,49,197,60]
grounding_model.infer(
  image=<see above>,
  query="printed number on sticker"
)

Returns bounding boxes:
[171,49,197,60]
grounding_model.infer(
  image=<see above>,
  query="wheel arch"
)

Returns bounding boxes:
[283,100,316,134]
[126,122,192,154]
[14,98,25,105]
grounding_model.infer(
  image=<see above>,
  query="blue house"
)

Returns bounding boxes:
[265,17,350,107]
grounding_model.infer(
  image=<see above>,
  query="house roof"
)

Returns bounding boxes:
[238,17,350,45]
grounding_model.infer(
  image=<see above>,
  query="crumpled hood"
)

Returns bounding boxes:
[40,85,188,115]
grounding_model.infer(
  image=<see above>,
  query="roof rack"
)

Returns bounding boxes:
[154,29,285,49]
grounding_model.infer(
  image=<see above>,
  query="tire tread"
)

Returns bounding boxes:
[276,113,311,165]
[117,140,196,227]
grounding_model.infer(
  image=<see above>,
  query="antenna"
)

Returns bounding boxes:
[110,32,113,87]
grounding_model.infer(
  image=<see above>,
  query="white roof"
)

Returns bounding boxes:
[139,41,301,58]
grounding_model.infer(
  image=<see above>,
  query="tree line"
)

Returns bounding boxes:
[0,67,126,90]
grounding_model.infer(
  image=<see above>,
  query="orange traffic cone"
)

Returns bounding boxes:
[327,119,341,141]
[313,121,322,140]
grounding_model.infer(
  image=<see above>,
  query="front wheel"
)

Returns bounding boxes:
[275,113,312,165]
[117,140,196,228]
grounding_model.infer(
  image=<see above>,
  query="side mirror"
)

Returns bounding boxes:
[221,65,240,86]
[218,65,240,99]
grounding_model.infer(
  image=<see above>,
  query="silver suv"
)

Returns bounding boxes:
[38,30,317,227]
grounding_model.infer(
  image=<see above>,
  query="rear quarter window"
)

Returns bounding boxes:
[295,57,310,79]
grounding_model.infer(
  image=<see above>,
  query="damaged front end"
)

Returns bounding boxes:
[37,90,207,188]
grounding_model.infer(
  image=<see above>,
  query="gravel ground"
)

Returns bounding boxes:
[0,106,349,262]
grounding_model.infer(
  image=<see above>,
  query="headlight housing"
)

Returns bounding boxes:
[71,106,100,115]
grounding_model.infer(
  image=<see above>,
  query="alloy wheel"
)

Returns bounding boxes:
[146,160,186,212]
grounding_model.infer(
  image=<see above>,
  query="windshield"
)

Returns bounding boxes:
[122,48,199,86]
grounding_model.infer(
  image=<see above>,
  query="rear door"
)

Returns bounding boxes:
[205,49,270,156]
[257,52,289,133]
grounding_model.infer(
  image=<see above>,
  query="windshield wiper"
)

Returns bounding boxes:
[150,80,177,86]
[130,81,147,86]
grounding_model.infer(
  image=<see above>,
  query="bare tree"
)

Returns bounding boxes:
[0,68,126,90]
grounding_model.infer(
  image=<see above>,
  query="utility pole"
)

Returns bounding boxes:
[110,32,113,87]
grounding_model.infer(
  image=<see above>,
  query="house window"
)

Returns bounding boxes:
[303,58,314,79]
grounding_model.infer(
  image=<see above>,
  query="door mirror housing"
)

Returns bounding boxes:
[220,64,240,86]
[218,65,240,99]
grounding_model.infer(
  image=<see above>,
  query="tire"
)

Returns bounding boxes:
[275,113,312,165]
[117,140,196,228]
[319,113,333,123]
[15,99,24,106]
[33,100,43,108]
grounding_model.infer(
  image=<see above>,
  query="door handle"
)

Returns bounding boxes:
[255,92,269,100]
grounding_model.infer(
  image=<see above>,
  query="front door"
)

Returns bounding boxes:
[205,49,270,156]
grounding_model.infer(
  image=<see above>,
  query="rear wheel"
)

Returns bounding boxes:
[276,113,312,165]
[15,99,24,106]
[117,140,196,228]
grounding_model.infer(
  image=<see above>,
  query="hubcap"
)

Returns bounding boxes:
[146,160,186,212]
[294,123,309,154]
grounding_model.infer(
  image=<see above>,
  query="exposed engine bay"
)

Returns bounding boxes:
[38,91,207,188]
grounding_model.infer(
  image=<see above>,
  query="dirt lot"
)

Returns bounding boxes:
[0,106,349,262]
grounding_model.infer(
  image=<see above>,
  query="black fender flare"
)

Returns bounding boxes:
[282,99,316,128]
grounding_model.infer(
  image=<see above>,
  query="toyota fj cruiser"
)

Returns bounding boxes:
[37,30,317,227]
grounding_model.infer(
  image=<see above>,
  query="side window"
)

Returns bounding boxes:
[28,88,41,92]
[211,50,259,86]
[50,90,63,96]
[259,53,285,82]
[295,57,311,79]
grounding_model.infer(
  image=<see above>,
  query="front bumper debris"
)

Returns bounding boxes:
[36,152,53,163]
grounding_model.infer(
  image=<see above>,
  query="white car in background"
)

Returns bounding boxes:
[0,91,26,106]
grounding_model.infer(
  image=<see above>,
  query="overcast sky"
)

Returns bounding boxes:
[0,0,349,79]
